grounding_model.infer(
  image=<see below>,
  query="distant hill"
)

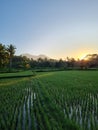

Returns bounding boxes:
[21,53,50,60]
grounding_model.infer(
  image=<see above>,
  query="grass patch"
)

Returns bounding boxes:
[0,70,36,79]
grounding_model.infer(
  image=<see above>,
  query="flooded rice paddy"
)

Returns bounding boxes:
[0,71,98,130]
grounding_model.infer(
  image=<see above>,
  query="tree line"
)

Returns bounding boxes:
[0,43,16,71]
[0,43,98,72]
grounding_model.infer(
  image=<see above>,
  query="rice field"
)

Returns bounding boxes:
[0,71,98,130]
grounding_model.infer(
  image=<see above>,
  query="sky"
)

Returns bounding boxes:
[0,0,98,59]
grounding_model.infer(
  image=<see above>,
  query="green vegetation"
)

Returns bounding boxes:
[0,43,16,72]
[0,71,98,130]
[1,43,98,73]
[0,70,35,79]
[7,44,16,72]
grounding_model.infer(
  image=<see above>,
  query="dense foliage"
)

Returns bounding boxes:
[1,43,98,71]
[0,43,16,71]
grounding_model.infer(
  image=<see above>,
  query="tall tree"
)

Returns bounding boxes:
[7,44,16,71]
[0,43,5,68]
[0,43,9,68]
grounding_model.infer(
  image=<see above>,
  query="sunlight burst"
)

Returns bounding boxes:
[79,53,87,60]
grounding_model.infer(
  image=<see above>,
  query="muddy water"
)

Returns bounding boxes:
[22,103,26,130]
[15,87,98,130]
[16,87,37,130]
[27,94,31,130]
[63,93,98,130]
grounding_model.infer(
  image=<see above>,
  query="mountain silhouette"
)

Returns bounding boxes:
[21,53,50,60]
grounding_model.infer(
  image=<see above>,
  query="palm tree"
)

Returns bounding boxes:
[0,43,9,68]
[7,44,16,71]
[0,43,5,68]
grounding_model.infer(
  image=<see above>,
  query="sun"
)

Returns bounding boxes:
[79,53,87,60]
[80,54,86,60]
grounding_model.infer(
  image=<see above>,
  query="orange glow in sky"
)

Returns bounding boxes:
[0,1,98,59]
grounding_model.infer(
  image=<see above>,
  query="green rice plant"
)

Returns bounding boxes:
[0,71,98,130]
